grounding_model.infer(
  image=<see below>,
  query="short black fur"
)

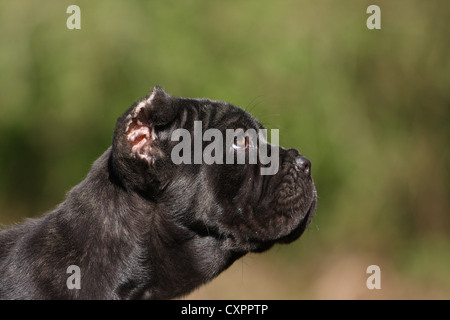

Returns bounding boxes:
[0,87,316,299]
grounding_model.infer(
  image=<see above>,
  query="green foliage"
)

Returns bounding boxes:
[0,0,448,297]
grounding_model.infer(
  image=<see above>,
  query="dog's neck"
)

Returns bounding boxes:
[54,149,238,299]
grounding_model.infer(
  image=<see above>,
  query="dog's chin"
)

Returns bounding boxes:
[239,193,317,253]
[275,197,316,244]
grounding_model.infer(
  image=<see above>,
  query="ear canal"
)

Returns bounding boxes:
[145,86,180,126]
[120,86,180,164]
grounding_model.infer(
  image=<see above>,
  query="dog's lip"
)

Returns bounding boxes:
[303,197,316,227]
[275,195,316,244]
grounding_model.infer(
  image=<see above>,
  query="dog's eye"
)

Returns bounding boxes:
[232,134,249,150]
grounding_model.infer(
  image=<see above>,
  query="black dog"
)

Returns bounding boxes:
[0,87,317,299]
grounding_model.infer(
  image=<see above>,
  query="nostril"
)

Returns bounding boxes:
[295,156,311,175]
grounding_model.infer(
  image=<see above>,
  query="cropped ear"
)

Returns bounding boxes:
[114,86,180,164]
[145,86,179,126]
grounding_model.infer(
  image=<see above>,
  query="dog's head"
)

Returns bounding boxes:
[112,87,316,253]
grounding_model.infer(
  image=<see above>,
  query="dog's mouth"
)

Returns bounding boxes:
[230,155,318,252]
[221,176,317,253]
[232,193,316,253]
[274,193,317,244]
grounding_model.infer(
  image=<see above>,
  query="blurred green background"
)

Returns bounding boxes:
[0,0,448,299]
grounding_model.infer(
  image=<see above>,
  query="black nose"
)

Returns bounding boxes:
[295,156,311,175]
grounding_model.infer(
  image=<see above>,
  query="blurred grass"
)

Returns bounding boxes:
[0,0,449,299]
